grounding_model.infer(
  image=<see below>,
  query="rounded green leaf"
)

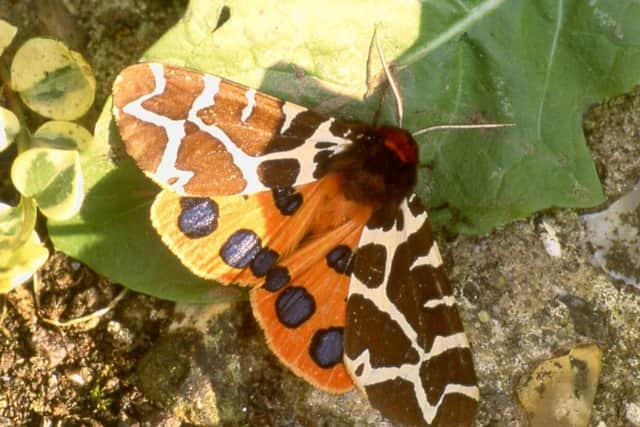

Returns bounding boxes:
[0,237,49,292]
[11,147,84,220]
[0,19,17,56]
[0,199,37,251]
[11,37,96,120]
[0,202,48,293]
[32,120,93,151]
[0,106,20,152]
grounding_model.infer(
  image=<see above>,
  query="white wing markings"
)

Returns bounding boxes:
[411,240,443,269]
[280,101,306,134]
[347,198,477,424]
[122,64,351,194]
[349,333,477,425]
[121,63,193,193]
[241,88,256,123]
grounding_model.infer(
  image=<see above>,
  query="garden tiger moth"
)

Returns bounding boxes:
[112,61,480,426]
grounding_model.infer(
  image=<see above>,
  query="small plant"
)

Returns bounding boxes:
[0,19,96,292]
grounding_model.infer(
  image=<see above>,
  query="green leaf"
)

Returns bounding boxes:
[0,199,37,251]
[0,107,20,152]
[11,147,84,220]
[11,38,96,120]
[0,19,17,57]
[32,120,93,151]
[0,202,48,293]
[410,0,639,232]
[50,0,640,300]
[0,235,49,293]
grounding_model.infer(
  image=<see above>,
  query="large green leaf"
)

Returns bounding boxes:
[49,0,640,300]
[409,1,639,232]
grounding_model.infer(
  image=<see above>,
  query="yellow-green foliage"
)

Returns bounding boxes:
[0,19,95,293]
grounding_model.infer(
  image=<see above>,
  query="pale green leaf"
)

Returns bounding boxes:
[145,0,424,117]
[0,202,48,293]
[32,120,93,151]
[11,147,84,220]
[0,199,37,251]
[0,239,49,292]
[0,106,20,152]
[0,19,17,56]
[11,38,96,120]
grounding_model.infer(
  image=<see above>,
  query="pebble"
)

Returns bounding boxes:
[516,344,603,427]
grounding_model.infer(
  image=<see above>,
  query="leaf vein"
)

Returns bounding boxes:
[536,0,564,141]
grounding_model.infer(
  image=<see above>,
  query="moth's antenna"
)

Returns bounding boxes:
[412,122,515,137]
[375,28,403,128]
[373,27,514,135]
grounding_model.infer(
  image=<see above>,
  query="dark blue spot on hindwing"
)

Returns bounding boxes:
[352,243,387,288]
[250,248,279,277]
[263,266,290,292]
[178,197,219,238]
[219,229,262,269]
[309,327,344,368]
[276,286,315,328]
[326,245,353,275]
[257,159,300,188]
[272,187,303,215]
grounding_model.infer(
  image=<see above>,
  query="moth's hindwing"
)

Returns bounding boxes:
[150,179,338,285]
[112,63,351,197]
[150,172,373,392]
[246,175,371,392]
[250,217,366,393]
[344,195,479,427]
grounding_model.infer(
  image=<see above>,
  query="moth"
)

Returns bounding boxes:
[112,59,481,426]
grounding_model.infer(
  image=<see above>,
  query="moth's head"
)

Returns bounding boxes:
[375,126,418,165]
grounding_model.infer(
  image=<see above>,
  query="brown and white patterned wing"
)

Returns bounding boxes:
[344,195,478,427]
[112,63,351,196]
